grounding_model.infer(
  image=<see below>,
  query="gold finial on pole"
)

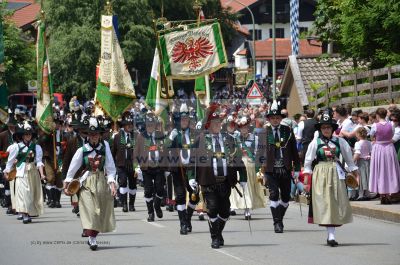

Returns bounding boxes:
[105,1,112,15]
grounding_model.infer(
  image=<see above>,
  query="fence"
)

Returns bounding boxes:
[310,65,400,109]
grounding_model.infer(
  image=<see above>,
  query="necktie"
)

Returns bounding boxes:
[150,135,156,162]
[181,131,189,160]
[274,127,282,160]
[214,135,224,176]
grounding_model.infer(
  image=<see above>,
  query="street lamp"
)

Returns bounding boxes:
[227,0,256,82]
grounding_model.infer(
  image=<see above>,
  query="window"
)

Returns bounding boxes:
[299,27,309,35]
[249,29,262,41]
[269,28,285,38]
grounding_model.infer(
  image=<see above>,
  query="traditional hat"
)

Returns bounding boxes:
[16,120,36,137]
[145,111,157,124]
[69,109,83,128]
[120,111,134,126]
[86,116,105,133]
[315,109,338,131]
[6,109,18,126]
[179,103,190,118]
[237,116,251,128]
[266,100,284,117]
[204,103,223,129]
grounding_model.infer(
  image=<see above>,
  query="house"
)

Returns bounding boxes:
[5,0,40,39]
[280,55,355,115]
[221,0,320,81]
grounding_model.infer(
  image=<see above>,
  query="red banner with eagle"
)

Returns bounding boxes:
[158,22,227,80]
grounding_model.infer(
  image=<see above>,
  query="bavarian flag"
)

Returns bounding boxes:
[96,15,135,120]
[158,22,227,80]
[36,19,55,134]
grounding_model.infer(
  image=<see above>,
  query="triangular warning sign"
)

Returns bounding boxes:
[246,83,263,99]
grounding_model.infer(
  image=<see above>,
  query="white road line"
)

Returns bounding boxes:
[141,219,165,228]
[214,249,243,262]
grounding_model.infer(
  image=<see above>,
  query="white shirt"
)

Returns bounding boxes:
[212,133,227,177]
[65,141,116,184]
[341,117,356,132]
[303,136,358,174]
[5,142,44,177]
[393,126,400,142]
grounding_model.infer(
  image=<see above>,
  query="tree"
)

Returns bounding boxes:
[2,10,35,93]
[43,0,154,99]
[313,0,400,68]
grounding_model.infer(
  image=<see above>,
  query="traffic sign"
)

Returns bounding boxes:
[246,83,263,99]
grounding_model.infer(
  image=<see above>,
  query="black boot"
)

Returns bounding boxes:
[178,210,188,235]
[277,204,288,232]
[129,194,136,211]
[217,218,226,246]
[270,207,282,233]
[55,190,62,208]
[46,189,52,206]
[5,195,12,214]
[154,197,163,218]
[186,207,194,232]
[146,200,155,222]
[208,220,220,249]
[49,189,56,208]
[121,193,128,212]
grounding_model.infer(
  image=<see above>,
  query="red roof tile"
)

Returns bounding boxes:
[8,0,35,3]
[254,38,322,60]
[220,0,258,13]
[10,2,40,28]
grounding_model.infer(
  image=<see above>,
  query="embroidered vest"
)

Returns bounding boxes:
[316,138,341,162]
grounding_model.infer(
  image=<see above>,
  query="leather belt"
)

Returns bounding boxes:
[215,176,226,183]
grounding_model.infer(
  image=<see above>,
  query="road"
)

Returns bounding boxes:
[0,190,399,265]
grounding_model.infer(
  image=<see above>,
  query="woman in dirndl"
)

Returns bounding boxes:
[303,110,358,247]
[64,116,117,251]
[4,120,45,224]
[230,116,266,219]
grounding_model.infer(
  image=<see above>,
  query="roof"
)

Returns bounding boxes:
[8,1,40,29]
[280,55,356,106]
[253,39,322,60]
[220,0,258,13]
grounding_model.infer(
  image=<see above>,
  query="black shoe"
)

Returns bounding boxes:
[129,194,136,211]
[154,197,163,218]
[155,208,163,218]
[198,214,205,221]
[230,210,236,216]
[244,215,251,220]
[180,224,188,235]
[23,218,29,224]
[49,201,56,208]
[6,208,13,215]
[17,215,23,220]
[147,213,155,222]
[167,205,174,212]
[217,218,226,246]
[72,206,79,214]
[274,223,283,233]
[327,239,339,247]
[55,201,62,208]
[211,238,220,249]
[77,213,80,217]
[90,244,98,251]
[122,204,128,212]
[129,205,136,211]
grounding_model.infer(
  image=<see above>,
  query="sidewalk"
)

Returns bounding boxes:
[296,196,400,223]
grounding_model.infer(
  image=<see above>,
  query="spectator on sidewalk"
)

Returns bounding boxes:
[353,127,372,201]
[369,108,400,204]
[390,109,400,163]
[298,109,317,160]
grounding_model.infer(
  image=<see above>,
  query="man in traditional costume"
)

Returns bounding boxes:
[195,104,242,249]
[258,100,301,233]
[112,112,137,212]
[168,103,200,234]
[135,112,167,222]
[64,116,117,251]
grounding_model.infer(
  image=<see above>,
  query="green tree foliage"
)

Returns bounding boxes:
[44,0,238,100]
[314,0,400,68]
[2,11,35,92]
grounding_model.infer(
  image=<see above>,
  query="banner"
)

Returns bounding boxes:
[158,22,227,80]
[96,15,135,120]
[35,20,55,134]
[99,15,135,98]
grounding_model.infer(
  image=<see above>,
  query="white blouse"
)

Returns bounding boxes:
[65,141,116,184]
[303,136,358,174]
[5,142,44,177]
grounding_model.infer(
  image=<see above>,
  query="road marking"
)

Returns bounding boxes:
[214,249,243,262]
[141,219,165,228]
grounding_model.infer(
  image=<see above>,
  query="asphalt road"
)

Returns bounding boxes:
[0,190,399,265]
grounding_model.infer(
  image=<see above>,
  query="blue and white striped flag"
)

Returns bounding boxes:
[290,0,299,55]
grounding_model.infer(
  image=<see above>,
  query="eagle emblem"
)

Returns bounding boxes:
[172,37,214,70]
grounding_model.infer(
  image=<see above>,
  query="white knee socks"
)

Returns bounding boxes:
[327,227,336,240]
